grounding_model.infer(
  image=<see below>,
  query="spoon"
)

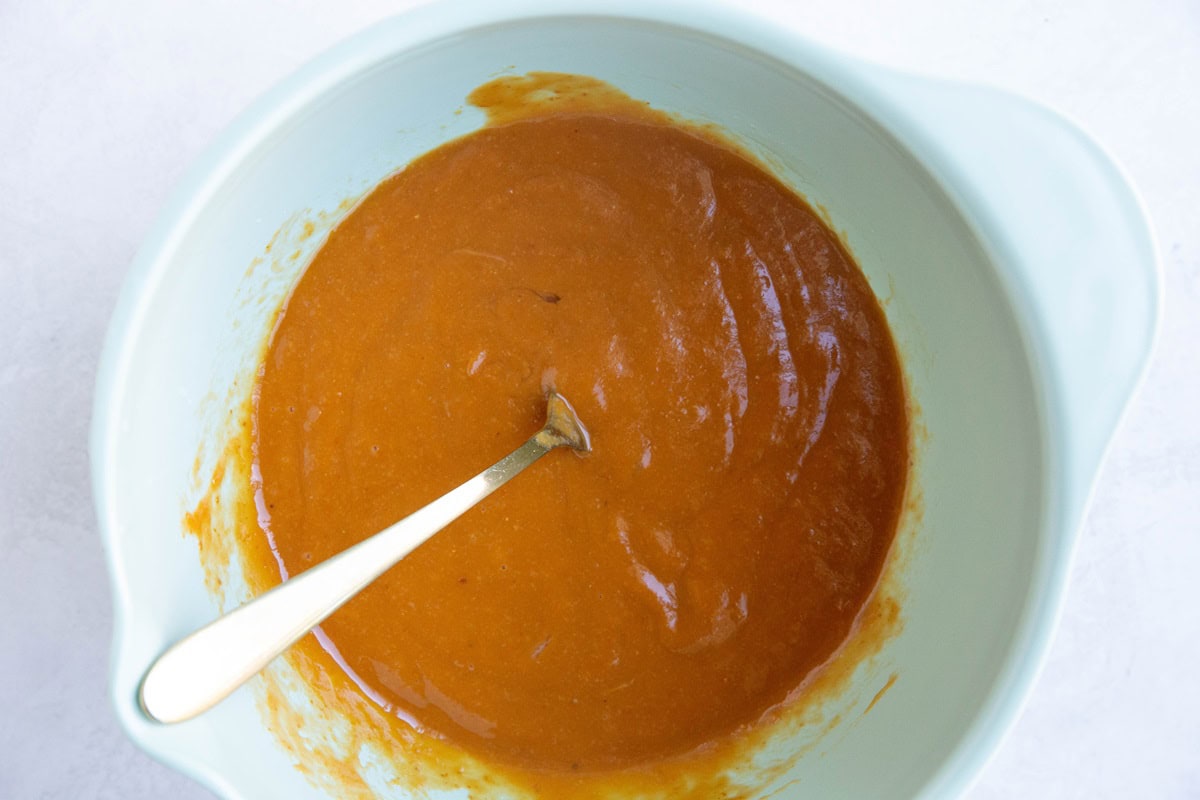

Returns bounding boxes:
[140,391,590,724]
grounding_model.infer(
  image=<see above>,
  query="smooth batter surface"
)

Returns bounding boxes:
[254,77,907,772]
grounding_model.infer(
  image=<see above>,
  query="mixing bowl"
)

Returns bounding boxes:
[91,1,1160,797]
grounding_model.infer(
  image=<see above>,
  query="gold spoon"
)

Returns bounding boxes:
[140,391,590,724]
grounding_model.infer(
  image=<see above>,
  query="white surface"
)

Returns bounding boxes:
[0,0,1196,797]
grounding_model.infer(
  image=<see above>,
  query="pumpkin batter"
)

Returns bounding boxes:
[253,75,907,772]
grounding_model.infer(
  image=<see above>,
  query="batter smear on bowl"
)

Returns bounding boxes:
[252,73,908,772]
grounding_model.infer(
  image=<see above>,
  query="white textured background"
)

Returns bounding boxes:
[1,1,1197,797]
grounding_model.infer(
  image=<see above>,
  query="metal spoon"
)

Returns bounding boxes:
[140,391,590,724]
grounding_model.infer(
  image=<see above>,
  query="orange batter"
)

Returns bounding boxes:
[253,74,907,772]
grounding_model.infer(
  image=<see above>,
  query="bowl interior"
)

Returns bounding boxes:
[98,13,1045,799]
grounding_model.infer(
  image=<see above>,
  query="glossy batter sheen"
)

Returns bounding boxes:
[254,86,907,772]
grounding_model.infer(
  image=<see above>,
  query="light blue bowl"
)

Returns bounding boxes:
[91,1,1160,797]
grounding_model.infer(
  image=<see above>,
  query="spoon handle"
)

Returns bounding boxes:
[140,435,552,724]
